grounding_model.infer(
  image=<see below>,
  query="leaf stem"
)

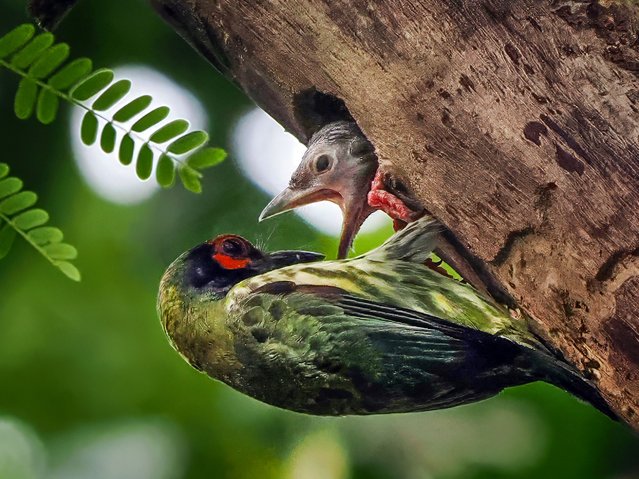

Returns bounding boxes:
[0,210,60,269]
[0,58,200,174]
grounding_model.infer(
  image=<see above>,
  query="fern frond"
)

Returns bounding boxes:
[0,23,227,194]
[0,163,80,281]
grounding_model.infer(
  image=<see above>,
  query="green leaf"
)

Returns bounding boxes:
[156,155,175,187]
[70,68,114,101]
[11,32,54,69]
[0,24,35,59]
[119,134,134,165]
[92,79,131,111]
[36,89,59,124]
[55,261,81,281]
[187,147,227,169]
[149,119,188,144]
[136,144,153,180]
[0,224,16,260]
[48,57,92,90]
[44,242,77,260]
[168,131,209,155]
[28,43,69,79]
[179,167,202,193]
[13,208,49,229]
[0,164,9,179]
[14,78,37,120]
[0,191,37,215]
[0,177,23,200]
[100,123,116,153]
[131,106,169,132]
[112,95,152,122]
[28,226,63,245]
[81,111,98,145]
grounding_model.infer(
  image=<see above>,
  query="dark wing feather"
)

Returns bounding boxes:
[337,292,531,371]
[252,284,615,416]
[258,283,524,357]
[266,286,531,410]
[331,293,616,418]
[335,294,503,342]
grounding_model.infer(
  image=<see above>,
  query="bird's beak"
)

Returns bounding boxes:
[264,250,324,269]
[259,186,374,260]
[337,195,374,260]
[259,187,336,222]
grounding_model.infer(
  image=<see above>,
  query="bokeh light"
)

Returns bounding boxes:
[70,65,208,205]
[0,418,45,479]
[284,429,349,479]
[46,420,185,479]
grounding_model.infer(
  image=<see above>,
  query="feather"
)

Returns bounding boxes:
[364,215,443,263]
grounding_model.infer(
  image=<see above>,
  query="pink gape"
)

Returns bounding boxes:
[367,170,421,230]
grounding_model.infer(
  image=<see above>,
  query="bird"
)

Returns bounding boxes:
[259,121,424,259]
[259,121,378,259]
[258,120,466,286]
[158,216,615,419]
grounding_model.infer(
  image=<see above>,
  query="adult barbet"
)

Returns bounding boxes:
[158,216,614,418]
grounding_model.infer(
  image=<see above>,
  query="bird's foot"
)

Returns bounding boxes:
[367,169,463,281]
[367,169,424,230]
[509,308,522,320]
[423,257,457,280]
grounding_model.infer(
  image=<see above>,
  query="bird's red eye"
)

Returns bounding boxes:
[221,238,247,257]
[210,235,251,270]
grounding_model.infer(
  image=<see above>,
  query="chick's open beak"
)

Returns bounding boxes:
[259,187,336,222]
[259,186,373,260]
[336,194,374,260]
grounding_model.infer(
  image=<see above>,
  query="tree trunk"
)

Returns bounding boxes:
[150,0,639,428]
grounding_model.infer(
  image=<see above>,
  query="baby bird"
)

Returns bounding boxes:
[259,121,379,259]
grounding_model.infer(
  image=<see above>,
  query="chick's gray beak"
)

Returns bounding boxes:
[337,195,375,260]
[259,187,337,222]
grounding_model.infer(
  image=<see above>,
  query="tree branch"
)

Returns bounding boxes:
[151,0,639,428]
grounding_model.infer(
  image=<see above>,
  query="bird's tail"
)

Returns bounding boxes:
[530,349,618,421]
[365,215,442,263]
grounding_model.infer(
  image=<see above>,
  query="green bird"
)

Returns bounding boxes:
[158,216,615,419]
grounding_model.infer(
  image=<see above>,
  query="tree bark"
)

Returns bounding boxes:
[150,0,639,428]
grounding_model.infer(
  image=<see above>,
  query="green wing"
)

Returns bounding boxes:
[239,283,535,414]
[313,291,614,418]
[234,280,612,418]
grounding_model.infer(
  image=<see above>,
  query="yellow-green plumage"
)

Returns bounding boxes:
[158,217,615,419]
[231,259,533,346]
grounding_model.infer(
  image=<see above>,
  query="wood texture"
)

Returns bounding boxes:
[151,0,639,428]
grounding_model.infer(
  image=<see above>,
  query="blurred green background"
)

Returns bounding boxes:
[0,1,637,478]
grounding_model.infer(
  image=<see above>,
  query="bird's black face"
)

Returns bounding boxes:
[184,235,323,296]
